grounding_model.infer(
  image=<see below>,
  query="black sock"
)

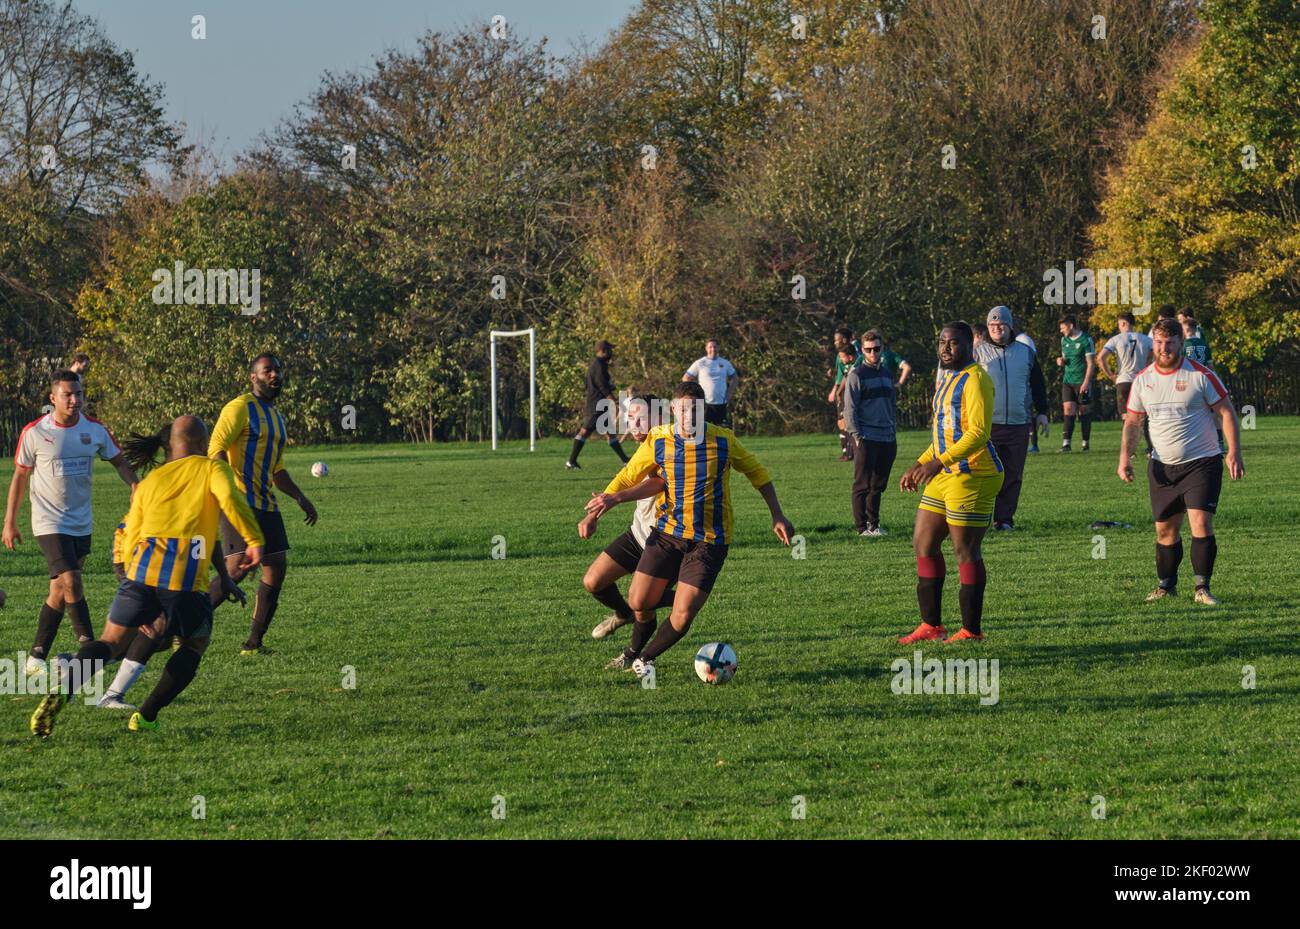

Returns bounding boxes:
[568,437,585,464]
[624,617,657,659]
[609,439,629,463]
[64,640,114,695]
[639,618,690,662]
[591,584,634,621]
[655,586,677,611]
[1063,415,1075,442]
[1191,535,1217,589]
[32,603,64,659]
[958,561,987,635]
[917,555,944,625]
[1081,414,1092,443]
[125,628,161,663]
[244,582,281,650]
[67,598,93,642]
[1156,539,1183,589]
[139,647,202,722]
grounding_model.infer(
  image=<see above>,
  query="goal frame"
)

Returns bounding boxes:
[489,328,536,451]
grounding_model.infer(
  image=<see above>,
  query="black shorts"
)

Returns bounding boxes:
[635,528,728,593]
[602,529,645,574]
[108,580,213,639]
[704,403,730,426]
[1116,381,1133,413]
[1062,382,1091,406]
[581,396,618,436]
[1148,455,1223,522]
[221,508,290,556]
[36,534,91,578]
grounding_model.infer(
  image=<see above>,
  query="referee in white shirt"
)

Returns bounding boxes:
[682,339,738,426]
[1119,319,1244,606]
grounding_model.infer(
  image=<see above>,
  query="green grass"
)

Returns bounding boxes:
[1,418,1298,838]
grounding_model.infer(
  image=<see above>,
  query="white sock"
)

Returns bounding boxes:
[106,659,147,699]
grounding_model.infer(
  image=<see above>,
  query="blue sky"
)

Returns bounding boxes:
[74,0,637,162]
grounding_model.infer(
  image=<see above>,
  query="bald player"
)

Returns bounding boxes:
[30,416,263,737]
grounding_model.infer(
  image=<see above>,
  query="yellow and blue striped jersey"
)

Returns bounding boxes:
[123,456,264,592]
[919,363,1003,476]
[112,515,128,565]
[604,423,772,545]
[208,392,287,512]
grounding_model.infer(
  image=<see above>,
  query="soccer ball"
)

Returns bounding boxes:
[694,642,737,684]
[310,461,329,478]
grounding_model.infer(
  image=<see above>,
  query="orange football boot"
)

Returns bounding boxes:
[898,623,947,645]
[944,628,984,643]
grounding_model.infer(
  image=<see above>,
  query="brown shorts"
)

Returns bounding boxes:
[602,529,644,574]
[36,534,91,578]
[635,528,728,592]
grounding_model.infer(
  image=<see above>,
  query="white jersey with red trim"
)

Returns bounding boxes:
[1126,359,1226,464]
[13,412,120,536]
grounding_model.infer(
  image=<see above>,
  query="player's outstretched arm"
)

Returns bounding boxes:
[586,475,666,519]
[108,453,140,493]
[1117,412,1143,482]
[209,540,247,606]
[601,436,658,498]
[1096,348,1114,381]
[273,470,318,525]
[755,482,794,545]
[3,467,30,549]
[726,435,792,544]
[1213,398,1245,479]
[211,461,267,560]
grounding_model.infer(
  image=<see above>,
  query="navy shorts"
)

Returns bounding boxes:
[109,580,213,640]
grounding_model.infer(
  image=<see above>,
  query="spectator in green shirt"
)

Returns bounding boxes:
[829,327,862,461]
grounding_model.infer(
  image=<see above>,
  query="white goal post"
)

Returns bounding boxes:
[489,328,536,451]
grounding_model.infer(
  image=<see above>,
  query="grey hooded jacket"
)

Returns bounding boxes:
[974,337,1048,426]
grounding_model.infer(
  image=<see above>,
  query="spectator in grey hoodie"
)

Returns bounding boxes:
[975,306,1049,530]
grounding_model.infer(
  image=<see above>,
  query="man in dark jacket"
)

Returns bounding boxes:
[974,306,1049,530]
[566,341,630,470]
[842,331,899,537]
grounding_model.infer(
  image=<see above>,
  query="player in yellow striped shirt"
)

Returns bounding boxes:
[31,416,263,737]
[585,381,794,680]
[898,322,1005,645]
[208,353,317,655]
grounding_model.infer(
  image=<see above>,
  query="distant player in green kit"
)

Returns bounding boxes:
[1181,317,1212,367]
[1056,315,1095,452]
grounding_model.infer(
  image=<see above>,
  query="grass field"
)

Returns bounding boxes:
[1,417,1298,839]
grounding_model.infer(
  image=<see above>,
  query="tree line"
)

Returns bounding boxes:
[3,0,1295,449]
